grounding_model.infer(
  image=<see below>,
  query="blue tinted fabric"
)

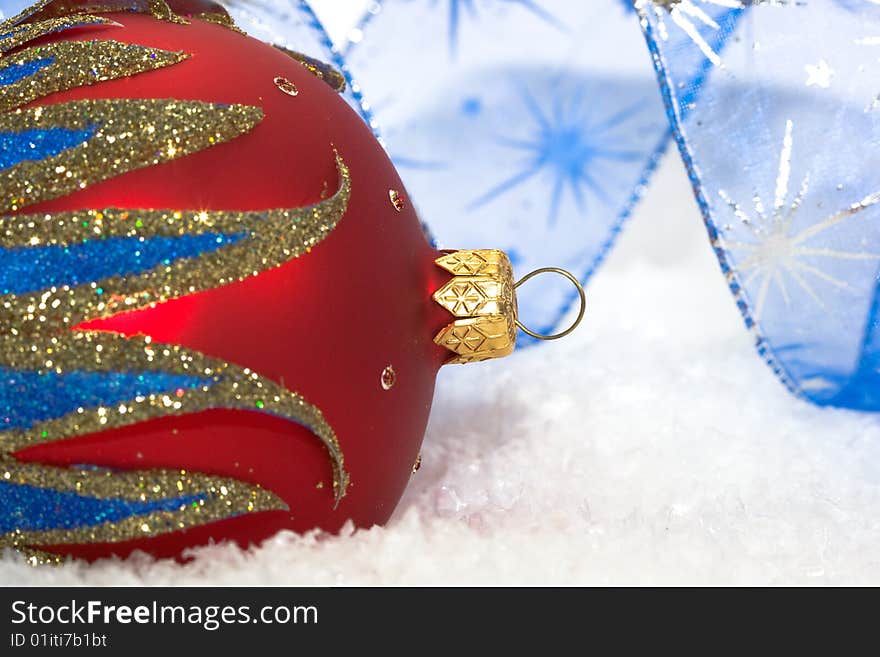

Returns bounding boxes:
[639,0,880,410]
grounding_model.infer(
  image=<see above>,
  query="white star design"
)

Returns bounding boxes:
[718,119,880,322]
[804,60,834,88]
[639,0,799,68]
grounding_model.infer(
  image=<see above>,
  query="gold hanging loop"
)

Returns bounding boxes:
[514,268,587,341]
[432,250,586,364]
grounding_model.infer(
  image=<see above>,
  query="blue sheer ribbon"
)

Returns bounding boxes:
[638,0,880,410]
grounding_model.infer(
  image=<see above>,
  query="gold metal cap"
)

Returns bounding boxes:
[432,249,586,364]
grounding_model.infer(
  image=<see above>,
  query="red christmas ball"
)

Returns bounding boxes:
[0,1,478,562]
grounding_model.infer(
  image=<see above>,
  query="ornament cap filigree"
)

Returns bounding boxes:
[433,249,518,364]
[432,249,587,365]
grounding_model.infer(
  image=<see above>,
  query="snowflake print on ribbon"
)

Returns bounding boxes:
[345,0,741,341]
[641,0,880,409]
[719,120,880,323]
[470,86,646,226]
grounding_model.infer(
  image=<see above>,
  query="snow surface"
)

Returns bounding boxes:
[3,2,880,585]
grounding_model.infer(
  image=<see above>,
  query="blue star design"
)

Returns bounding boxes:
[470,87,646,226]
[437,0,560,54]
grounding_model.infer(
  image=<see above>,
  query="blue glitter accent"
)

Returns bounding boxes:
[0,369,212,430]
[0,232,248,295]
[0,126,97,170]
[0,483,204,533]
[0,26,26,42]
[0,57,53,86]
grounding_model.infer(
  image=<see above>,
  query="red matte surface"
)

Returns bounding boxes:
[10,12,453,560]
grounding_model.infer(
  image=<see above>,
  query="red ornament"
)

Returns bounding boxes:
[0,0,580,563]
[0,0,455,561]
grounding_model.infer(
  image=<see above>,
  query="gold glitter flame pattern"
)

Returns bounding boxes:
[0,15,118,55]
[0,0,59,31]
[0,2,352,557]
[1,0,249,31]
[3,0,188,28]
[0,458,288,554]
[0,159,352,499]
[1,99,264,213]
[0,40,190,113]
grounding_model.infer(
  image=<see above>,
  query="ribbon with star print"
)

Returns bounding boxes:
[339,0,743,343]
[219,1,880,410]
[638,0,880,410]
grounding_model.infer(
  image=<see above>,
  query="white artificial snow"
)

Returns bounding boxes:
[3,2,880,586]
